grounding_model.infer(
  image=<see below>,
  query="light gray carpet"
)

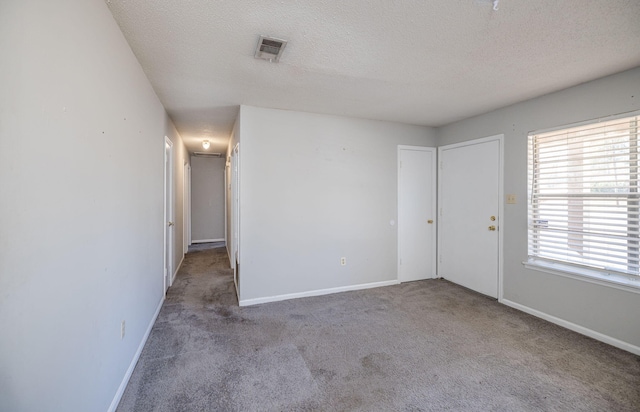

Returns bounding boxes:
[117,245,640,411]
[188,241,225,252]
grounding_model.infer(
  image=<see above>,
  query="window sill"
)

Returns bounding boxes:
[523,259,640,294]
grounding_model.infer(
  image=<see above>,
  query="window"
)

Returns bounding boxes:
[527,113,640,288]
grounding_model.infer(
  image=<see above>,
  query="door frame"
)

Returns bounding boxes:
[163,136,174,294]
[225,155,231,264]
[397,145,437,282]
[183,161,191,254]
[230,143,240,299]
[437,134,504,300]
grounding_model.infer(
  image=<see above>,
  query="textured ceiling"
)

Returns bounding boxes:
[106,0,640,154]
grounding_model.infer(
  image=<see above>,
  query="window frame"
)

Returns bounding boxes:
[524,110,640,294]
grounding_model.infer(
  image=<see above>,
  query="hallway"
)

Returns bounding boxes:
[117,245,236,411]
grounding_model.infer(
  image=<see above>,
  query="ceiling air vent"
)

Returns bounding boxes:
[193,152,222,158]
[254,35,287,62]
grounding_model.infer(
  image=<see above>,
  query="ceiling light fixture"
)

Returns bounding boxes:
[202,140,210,150]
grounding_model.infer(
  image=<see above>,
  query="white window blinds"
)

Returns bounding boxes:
[528,114,640,277]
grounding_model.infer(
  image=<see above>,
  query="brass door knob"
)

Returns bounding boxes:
[488,225,496,231]
[427,220,433,224]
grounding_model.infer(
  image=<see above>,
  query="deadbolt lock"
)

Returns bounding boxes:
[490,216,496,221]
[488,225,496,231]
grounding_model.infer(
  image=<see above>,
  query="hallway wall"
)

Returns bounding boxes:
[0,1,187,411]
[190,156,226,242]
[168,122,189,280]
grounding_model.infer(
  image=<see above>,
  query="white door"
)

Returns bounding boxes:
[438,136,502,298]
[164,138,174,293]
[398,146,437,282]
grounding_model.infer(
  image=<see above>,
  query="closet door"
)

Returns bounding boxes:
[398,146,437,282]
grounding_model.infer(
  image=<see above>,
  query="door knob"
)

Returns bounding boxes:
[488,225,496,231]
[168,221,174,227]
[427,220,433,224]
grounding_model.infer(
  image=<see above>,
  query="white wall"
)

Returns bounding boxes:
[190,157,226,242]
[238,106,435,303]
[225,119,238,263]
[436,67,640,350]
[0,1,187,411]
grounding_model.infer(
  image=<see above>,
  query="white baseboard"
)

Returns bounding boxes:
[172,255,184,285]
[239,280,400,307]
[191,238,224,244]
[500,298,640,356]
[107,296,165,412]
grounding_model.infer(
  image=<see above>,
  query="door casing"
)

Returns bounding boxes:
[183,162,191,254]
[230,143,240,299]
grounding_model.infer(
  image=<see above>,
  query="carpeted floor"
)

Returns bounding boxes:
[117,244,640,411]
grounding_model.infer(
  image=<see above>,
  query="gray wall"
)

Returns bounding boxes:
[0,1,188,411]
[190,156,226,242]
[238,106,435,302]
[436,67,640,349]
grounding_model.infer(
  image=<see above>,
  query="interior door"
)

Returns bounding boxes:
[398,146,436,282]
[438,136,501,298]
[164,138,174,293]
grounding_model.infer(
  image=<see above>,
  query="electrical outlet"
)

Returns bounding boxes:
[121,320,125,339]
[340,257,347,266]
[506,194,517,204]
